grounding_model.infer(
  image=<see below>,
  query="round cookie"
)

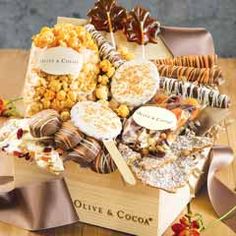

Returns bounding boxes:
[111,59,160,107]
[55,121,84,151]
[91,148,117,174]
[67,137,102,165]
[29,109,62,137]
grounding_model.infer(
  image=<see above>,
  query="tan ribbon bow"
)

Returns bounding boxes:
[0,155,78,231]
[208,146,236,232]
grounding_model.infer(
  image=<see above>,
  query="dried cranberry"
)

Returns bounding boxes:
[13,151,24,158]
[24,153,31,161]
[17,128,24,139]
[44,147,52,153]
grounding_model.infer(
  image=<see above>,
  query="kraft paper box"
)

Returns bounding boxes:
[0,18,220,235]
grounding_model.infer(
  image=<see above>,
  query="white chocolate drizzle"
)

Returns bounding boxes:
[85,24,126,68]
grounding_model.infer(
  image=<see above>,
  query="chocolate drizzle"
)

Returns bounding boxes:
[155,64,223,85]
[160,77,230,108]
[85,24,125,68]
[154,54,217,68]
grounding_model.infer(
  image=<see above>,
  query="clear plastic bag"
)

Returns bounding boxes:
[23,23,100,121]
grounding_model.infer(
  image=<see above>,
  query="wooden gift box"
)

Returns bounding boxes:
[0,18,216,236]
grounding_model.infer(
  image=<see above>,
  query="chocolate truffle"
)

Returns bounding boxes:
[55,121,84,151]
[66,137,102,165]
[29,109,62,137]
[91,148,117,174]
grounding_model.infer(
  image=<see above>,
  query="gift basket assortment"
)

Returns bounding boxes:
[0,1,231,194]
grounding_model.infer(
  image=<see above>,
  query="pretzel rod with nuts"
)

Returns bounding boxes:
[155,64,223,85]
[153,55,217,68]
[85,24,126,68]
[160,77,230,108]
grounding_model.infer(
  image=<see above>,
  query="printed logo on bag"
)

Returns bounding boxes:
[133,106,177,130]
[37,46,83,75]
[74,200,153,226]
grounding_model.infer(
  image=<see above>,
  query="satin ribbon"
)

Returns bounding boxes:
[208,146,236,232]
[0,155,78,231]
[160,26,215,56]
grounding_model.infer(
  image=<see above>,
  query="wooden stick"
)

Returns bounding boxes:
[103,139,136,185]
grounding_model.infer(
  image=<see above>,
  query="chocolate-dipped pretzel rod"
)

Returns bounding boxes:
[85,24,126,68]
[160,77,230,108]
[155,64,223,85]
[154,55,217,68]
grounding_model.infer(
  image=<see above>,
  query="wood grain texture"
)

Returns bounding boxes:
[0,54,235,235]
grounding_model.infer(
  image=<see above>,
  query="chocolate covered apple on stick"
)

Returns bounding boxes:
[124,6,160,59]
[88,0,127,49]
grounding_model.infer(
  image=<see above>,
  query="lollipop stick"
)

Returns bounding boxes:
[103,139,136,185]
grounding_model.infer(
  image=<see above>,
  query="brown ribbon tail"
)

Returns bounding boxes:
[160,26,215,56]
[208,146,236,232]
[0,177,79,231]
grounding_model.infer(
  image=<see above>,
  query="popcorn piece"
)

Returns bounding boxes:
[109,99,119,110]
[115,104,130,118]
[56,90,66,101]
[67,91,77,102]
[98,75,109,85]
[99,59,112,73]
[42,99,51,109]
[107,67,116,78]
[95,85,109,100]
[45,90,56,100]
[49,80,62,92]
[60,111,70,121]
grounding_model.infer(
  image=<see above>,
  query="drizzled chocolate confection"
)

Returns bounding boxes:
[155,64,223,85]
[67,136,102,165]
[29,109,62,138]
[85,24,125,68]
[160,77,230,108]
[91,148,117,174]
[154,54,217,68]
[55,121,84,151]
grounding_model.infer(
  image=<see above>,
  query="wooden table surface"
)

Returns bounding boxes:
[0,52,235,236]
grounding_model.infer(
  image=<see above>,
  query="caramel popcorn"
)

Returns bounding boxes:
[115,104,130,118]
[33,23,98,52]
[108,99,119,110]
[106,67,116,78]
[60,111,70,121]
[99,59,112,73]
[95,85,109,100]
[98,75,109,85]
